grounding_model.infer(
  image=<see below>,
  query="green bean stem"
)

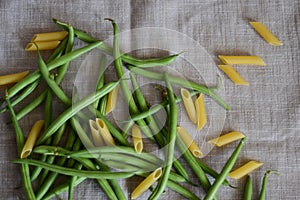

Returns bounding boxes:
[127,65,230,110]
[204,138,246,200]
[148,72,178,200]
[244,175,252,200]
[258,170,279,200]
[5,97,36,200]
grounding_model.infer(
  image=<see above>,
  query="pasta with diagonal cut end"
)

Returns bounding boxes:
[208,131,246,147]
[105,84,120,115]
[131,168,162,199]
[0,71,29,86]
[218,56,266,66]
[30,31,68,42]
[96,118,116,146]
[181,88,197,124]
[132,124,143,154]
[176,126,203,158]
[249,21,282,46]
[229,161,263,179]
[21,120,44,159]
[218,65,249,85]
[25,41,61,51]
[89,119,104,146]
[195,93,207,130]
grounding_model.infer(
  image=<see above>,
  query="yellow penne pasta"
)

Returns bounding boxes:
[208,131,246,147]
[89,119,104,146]
[96,118,116,146]
[0,71,29,86]
[176,126,203,158]
[228,160,263,179]
[195,93,207,130]
[218,65,249,85]
[21,120,44,159]
[181,88,197,124]
[131,167,162,199]
[30,31,68,42]
[249,22,282,46]
[105,84,120,115]
[132,124,143,154]
[25,41,61,51]
[218,56,266,66]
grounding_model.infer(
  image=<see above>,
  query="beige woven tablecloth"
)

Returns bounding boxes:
[0,0,299,199]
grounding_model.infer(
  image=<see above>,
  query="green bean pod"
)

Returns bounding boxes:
[204,138,246,200]
[258,170,279,200]
[13,159,137,179]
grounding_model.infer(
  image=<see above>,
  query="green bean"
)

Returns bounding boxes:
[70,117,94,148]
[53,18,180,68]
[68,162,82,200]
[127,65,230,110]
[36,81,118,144]
[130,72,190,181]
[167,180,201,200]
[176,135,212,192]
[204,138,246,200]
[7,41,102,99]
[36,44,72,106]
[42,177,86,200]
[5,96,36,200]
[13,90,47,121]
[44,90,53,129]
[98,94,108,115]
[13,159,136,179]
[149,72,178,200]
[94,54,107,109]
[258,170,279,200]
[0,81,39,114]
[244,175,252,200]
[196,159,234,187]
[106,18,156,144]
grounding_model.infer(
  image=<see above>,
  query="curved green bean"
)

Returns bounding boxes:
[127,65,230,110]
[149,72,178,200]
[258,170,279,200]
[5,97,36,200]
[244,175,252,200]
[204,138,246,200]
[36,81,118,144]
[13,159,137,179]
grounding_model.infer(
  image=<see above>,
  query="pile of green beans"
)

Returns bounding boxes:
[1,18,277,200]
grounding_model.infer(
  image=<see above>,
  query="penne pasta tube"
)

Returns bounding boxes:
[30,31,68,42]
[131,167,162,199]
[208,131,246,147]
[105,84,120,115]
[249,21,282,46]
[228,160,263,179]
[132,124,143,154]
[176,126,203,158]
[218,65,249,85]
[89,119,104,146]
[25,41,61,51]
[0,71,29,86]
[195,93,207,130]
[181,88,197,124]
[218,56,266,66]
[21,120,44,159]
[96,118,116,146]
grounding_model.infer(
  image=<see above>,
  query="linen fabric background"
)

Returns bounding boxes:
[0,0,299,199]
